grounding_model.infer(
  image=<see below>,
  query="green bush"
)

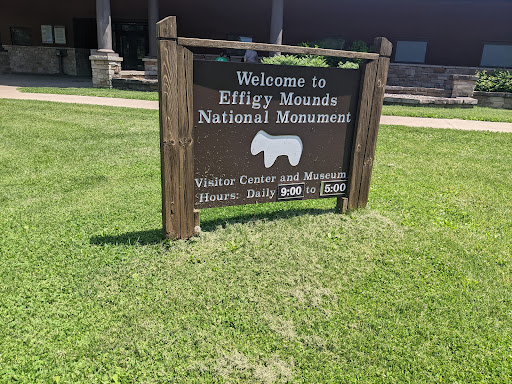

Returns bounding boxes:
[300,38,345,67]
[261,38,370,69]
[261,54,328,67]
[475,70,512,93]
[345,40,371,65]
[338,61,359,69]
[300,37,345,51]
[349,40,370,53]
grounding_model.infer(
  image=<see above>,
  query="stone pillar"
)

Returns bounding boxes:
[89,53,123,88]
[90,0,123,87]
[144,0,159,79]
[270,0,284,52]
[450,74,478,98]
[143,57,157,79]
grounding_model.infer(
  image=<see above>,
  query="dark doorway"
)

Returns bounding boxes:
[73,18,97,49]
[113,22,148,70]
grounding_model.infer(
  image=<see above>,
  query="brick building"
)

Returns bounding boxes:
[1,0,511,86]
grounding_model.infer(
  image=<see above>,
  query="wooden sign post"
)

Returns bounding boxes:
[157,16,391,240]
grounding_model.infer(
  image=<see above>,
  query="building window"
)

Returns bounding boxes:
[54,26,67,45]
[481,44,512,68]
[41,25,53,44]
[394,41,427,64]
[10,27,32,46]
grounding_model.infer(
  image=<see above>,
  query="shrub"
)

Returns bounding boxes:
[338,61,359,69]
[475,70,512,93]
[300,37,345,51]
[300,38,345,67]
[261,54,328,67]
[345,40,371,65]
[261,38,370,69]
[349,40,370,53]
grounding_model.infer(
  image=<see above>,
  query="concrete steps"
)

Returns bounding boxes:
[384,86,478,108]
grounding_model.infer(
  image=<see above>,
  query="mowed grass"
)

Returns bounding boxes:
[18,87,159,101]
[1,99,512,383]
[382,104,512,123]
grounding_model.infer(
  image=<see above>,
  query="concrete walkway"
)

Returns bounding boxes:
[0,84,159,109]
[0,74,159,109]
[1,74,511,133]
[380,115,512,133]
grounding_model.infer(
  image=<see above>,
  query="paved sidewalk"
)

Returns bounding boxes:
[0,84,159,109]
[380,115,512,133]
[1,73,511,133]
[0,74,158,109]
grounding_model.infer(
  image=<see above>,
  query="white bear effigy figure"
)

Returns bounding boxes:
[250,130,303,168]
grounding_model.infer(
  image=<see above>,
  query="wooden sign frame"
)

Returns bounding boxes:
[157,16,392,240]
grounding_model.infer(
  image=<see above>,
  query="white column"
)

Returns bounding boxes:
[96,0,114,53]
[270,0,284,46]
[148,0,159,58]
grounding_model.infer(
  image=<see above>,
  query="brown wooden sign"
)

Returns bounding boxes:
[157,16,392,239]
[194,60,361,209]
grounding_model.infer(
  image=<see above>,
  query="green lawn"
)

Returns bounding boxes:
[1,99,512,383]
[18,87,159,101]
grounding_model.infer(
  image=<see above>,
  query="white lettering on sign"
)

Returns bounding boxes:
[198,109,269,124]
[279,173,300,182]
[304,171,347,181]
[247,188,276,199]
[240,175,277,185]
[219,90,273,109]
[196,71,358,126]
[195,177,236,188]
[280,92,337,107]
[312,76,327,88]
[194,169,349,207]
[276,111,351,124]
[237,71,306,88]
[198,192,240,203]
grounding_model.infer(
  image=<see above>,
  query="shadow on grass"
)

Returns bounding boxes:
[201,206,336,231]
[90,206,338,246]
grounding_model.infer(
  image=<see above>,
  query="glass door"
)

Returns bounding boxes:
[113,22,148,70]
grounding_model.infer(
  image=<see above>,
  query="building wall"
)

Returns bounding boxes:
[0,0,95,49]
[6,46,91,76]
[284,0,512,67]
[0,51,9,73]
[158,0,273,44]
[152,0,512,68]
[1,0,510,68]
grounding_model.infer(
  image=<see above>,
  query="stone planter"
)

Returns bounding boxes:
[142,57,157,79]
[450,74,478,97]
[473,91,512,109]
[112,77,158,92]
[89,51,123,88]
